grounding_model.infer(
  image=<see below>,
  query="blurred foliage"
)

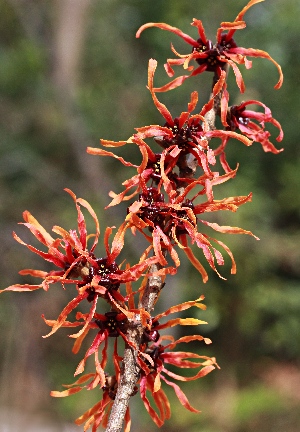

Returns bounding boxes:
[0,0,299,431]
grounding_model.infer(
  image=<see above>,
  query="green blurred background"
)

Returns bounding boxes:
[0,0,299,431]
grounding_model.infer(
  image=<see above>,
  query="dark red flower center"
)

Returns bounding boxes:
[95,311,127,337]
[193,34,237,72]
[172,200,196,236]
[137,188,169,229]
[143,344,165,373]
[89,258,121,290]
[218,34,237,53]
[193,38,221,71]
[146,153,163,182]
[162,118,203,152]
[142,320,160,343]
[78,257,122,301]
[229,105,250,130]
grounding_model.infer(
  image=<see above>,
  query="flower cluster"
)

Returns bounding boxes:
[2,1,283,431]
[136,0,283,93]
[88,57,260,282]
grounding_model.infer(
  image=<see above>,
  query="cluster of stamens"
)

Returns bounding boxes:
[88,258,120,289]
[137,188,168,229]
[218,34,237,52]
[228,105,250,130]
[172,200,196,236]
[145,153,163,183]
[75,256,122,301]
[95,311,127,337]
[160,118,203,153]
[136,188,197,238]
[193,34,237,72]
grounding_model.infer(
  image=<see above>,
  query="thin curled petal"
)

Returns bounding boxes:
[200,219,259,239]
[136,22,198,47]
[42,293,87,338]
[156,318,207,330]
[160,375,200,413]
[154,296,206,322]
[230,47,283,89]
[148,59,174,125]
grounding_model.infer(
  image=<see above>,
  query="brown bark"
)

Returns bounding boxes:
[105,263,163,432]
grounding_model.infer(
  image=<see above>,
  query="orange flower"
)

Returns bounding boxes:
[51,340,132,432]
[139,336,217,426]
[87,136,178,207]
[221,97,284,154]
[136,0,283,93]
[126,181,258,282]
[1,189,100,292]
[137,296,218,426]
[1,189,159,335]
[87,59,252,207]
[136,60,251,195]
[44,306,143,395]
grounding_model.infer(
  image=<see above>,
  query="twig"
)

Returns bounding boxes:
[105,263,163,432]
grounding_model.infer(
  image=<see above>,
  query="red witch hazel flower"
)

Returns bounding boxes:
[87,135,178,208]
[127,179,258,282]
[45,304,145,408]
[44,273,154,432]
[1,189,159,335]
[51,340,132,432]
[136,0,283,93]
[139,335,217,426]
[87,58,251,207]
[1,188,100,292]
[136,296,218,426]
[220,96,284,154]
[142,58,251,148]
[210,93,284,171]
[134,59,252,196]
